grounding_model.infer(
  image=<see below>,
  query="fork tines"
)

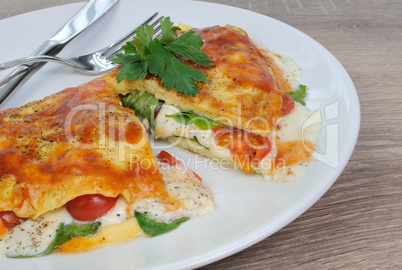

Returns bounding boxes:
[101,12,164,58]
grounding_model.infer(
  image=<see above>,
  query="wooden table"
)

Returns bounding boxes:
[1,0,401,269]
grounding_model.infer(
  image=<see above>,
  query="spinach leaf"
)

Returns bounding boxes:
[166,111,225,130]
[289,84,307,105]
[120,92,163,128]
[193,136,209,150]
[135,211,189,237]
[9,222,101,258]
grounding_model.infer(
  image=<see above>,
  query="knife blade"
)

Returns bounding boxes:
[0,0,119,108]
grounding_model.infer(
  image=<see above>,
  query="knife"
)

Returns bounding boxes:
[0,0,119,108]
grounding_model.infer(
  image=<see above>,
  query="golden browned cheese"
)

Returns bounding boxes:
[0,78,168,219]
[103,25,293,136]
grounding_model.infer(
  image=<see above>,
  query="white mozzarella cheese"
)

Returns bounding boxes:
[0,208,72,257]
[93,197,128,226]
[259,103,321,182]
[275,102,321,143]
[0,197,128,257]
[261,49,302,90]
[132,161,215,223]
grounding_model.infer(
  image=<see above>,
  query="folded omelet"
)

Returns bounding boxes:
[0,78,214,257]
[104,25,290,135]
[0,78,162,219]
[104,25,321,182]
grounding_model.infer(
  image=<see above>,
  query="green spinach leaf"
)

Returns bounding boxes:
[9,222,101,258]
[135,211,189,237]
[290,84,307,105]
[166,111,225,130]
[120,92,163,128]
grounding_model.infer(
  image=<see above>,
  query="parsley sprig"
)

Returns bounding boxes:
[111,17,212,96]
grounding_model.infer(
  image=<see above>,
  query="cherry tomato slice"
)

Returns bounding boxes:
[157,150,203,181]
[66,194,117,222]
[281,94,295,115]
[157,150,180,166]
[213,126,271,174]
[0,211,26,230]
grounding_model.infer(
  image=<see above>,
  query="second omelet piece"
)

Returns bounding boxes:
[104,25,296,136]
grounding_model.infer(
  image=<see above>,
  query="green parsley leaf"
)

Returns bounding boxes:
[166,31,212,66]
[160,17,181,44]
[290,84,307,105]
[135,211,189,237]
[110,17,212,97]
[111,53,141,65]
[146,39,171,77]
[160,53,207,96]
[115,61,148,83]
[133,24,154,58]
[121,41,137,54]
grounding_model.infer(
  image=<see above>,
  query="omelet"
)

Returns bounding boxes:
[103,25,321,182]
[0,78,214,257]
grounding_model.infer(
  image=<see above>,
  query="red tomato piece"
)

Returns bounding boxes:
[157,150,203,181]
[66,194,117,222]
[213,126,271,174]
[0,211,26,230]
[281,94,295,115]
[157,150,180,166]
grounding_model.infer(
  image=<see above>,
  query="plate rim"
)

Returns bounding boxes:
[0,1,361,269]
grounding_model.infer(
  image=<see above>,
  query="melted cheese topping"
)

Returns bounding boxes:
[0,78,168,219]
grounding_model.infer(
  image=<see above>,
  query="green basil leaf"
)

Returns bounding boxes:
[135,211,189,237]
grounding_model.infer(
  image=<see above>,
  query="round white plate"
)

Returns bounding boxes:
[0,0,360,269]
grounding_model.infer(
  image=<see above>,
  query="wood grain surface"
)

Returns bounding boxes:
[1,0,401,269]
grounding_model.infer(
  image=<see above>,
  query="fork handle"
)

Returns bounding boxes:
[0,56,76,72]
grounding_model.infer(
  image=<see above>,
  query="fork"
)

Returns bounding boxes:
[0,13,163,77]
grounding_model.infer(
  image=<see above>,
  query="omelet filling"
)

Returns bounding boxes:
[0,160,214,257]
[0,198,126,258]
[121,91,321,182]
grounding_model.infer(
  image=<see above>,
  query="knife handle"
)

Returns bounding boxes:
[0,65,40,107]
[0,41,63,108]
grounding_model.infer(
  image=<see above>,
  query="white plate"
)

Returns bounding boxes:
[0,0,360,269]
